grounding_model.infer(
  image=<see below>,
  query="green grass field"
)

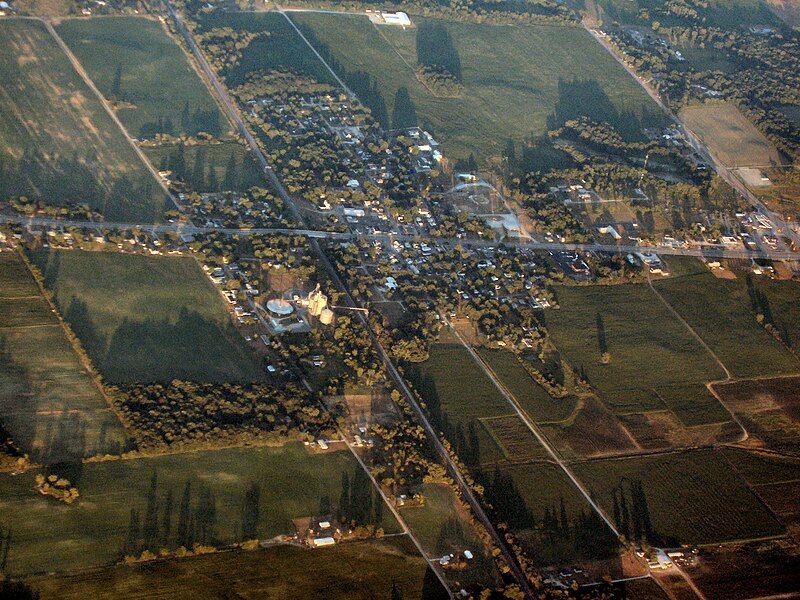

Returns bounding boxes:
[574,449,785,545]
[28,250,263,384]
[0,19,169,222]
[195,11,338,88]
[56,17,230,140]
[28,537,446,600]
[0,252,128,462]
[404,343,512,466]
[0,443,399,575]
[476,348,577,423]
[497,461,620,565]
[399,482,495,587]
[142,141,265,193]
[654,259,800,378]
[286,12,666,162]
[545,283,728,424]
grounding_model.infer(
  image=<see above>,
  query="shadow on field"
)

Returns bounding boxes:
[63,298,253,384]
[547,78,658,141]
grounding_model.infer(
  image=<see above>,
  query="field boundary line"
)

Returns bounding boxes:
[41,18,179,215]
[13,246,131,445]
[720,447,793,534]
[444,318,621,537]
[369,20,440,98]
[645,271,751,445]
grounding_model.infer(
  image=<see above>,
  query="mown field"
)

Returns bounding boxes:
[143,141,265,193]
[29,250,263,383]
[654,258,800,378]
[0,443,399,575]
[241,12,665,163]
[404,343,511,465]
[574,449,785,545]
[28,537,446,600]
[0,19,169,222]
[0,252,128,462]
[681,102,784,168]
[56,17,230,140]
[545,282,728,425]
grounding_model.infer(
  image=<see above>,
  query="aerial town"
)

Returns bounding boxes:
[0,0,799,599]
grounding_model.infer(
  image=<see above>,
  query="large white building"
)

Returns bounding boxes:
[381,11,411,26]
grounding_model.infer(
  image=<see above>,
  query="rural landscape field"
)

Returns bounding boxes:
[1,0,799,598]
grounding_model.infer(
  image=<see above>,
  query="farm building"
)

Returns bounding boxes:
[381,11,411,26]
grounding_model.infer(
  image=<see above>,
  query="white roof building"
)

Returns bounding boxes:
[382,11,411,26]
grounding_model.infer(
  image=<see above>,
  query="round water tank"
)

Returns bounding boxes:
[266,299,294,316]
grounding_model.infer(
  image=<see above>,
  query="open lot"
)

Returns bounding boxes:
[574,449,785,546]
[0,18,169,222]
[404,343,512,466]
[681,102,784,168]
[546,283,728,424]
[276,12,666,162]
[0,442,398,575]
[28,537,445,600]
[714,376,800,454]
[654,258,800,379]
[0,252,127,462]
[56,17,230,140]
[29,250,263,383]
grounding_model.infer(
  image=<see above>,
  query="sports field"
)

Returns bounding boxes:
[0,252,128,462]
[29,250,263,383]
[224,11,666,163]
[56,17,230,140]
[0,19,169,222]
[653,258,800,378]
[0,442,399,575]
[574,449,785,545]
[681,102,784,168]
[28,537,446,600]
[545,283,728,424]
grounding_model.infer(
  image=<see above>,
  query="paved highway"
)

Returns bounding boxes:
[5,212,799,262]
